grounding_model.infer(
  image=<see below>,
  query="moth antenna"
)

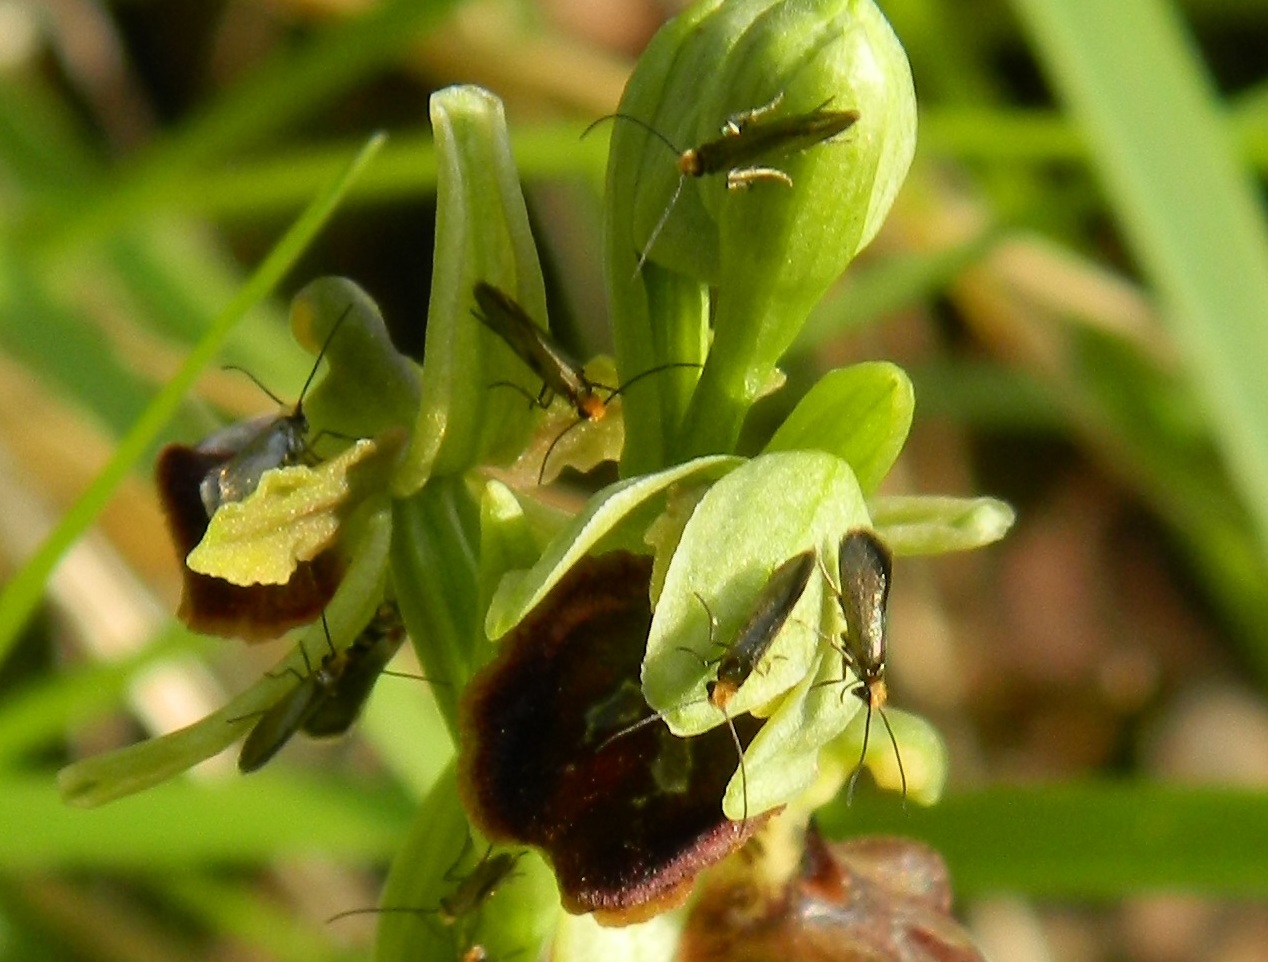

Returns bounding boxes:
[295,302,355,413]
[220,365,287,408]
[600,362,703,404]
[380,668,444,685]
[327,906,433,924]
[846,700,874,806]
[593,710,664,753]
[320,611,336,659]
[719,710,749,830]
[581,112,683,157]
[631,175,686,278]
[877,705,908,807]
[220,302,354,414]
[538,417,589,484]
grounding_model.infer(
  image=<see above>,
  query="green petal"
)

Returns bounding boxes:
[765,361,914,494]
[869,495,1017,555]
[645,450,868,732]
[485,456,740,639]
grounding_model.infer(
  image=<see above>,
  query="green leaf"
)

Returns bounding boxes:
[485,456,740,639]
[1,775,411,867]
[819,783,1268,897]
[868,495,1016,556]
[1010,0,1268,584]
[764,361,914,494]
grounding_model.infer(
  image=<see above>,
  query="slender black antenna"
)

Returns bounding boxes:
[632,174,686,277]
[846,701,874,805]
[845,702,907,805]
[581,112,683,157]
[218,302,355,413]
[601,361,703,404]
[319,611,336,659]
[220,366,287,407]
[593,710,663,753]
[295,302,356,414]
[878,706,907,803]
[581,112,692,278]
[718,712,748,829]
[538,417,588,484]
[328,906,432,924]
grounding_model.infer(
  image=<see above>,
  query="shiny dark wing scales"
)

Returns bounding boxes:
[301,625,405,737]
[238,676,327,773]
[693,107,859,177]
[199,413,308,516]
[836,529,892,681]
[472,282,593,407]
[713,550,816,695]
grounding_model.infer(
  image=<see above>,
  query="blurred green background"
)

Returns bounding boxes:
[2,0,1268,960]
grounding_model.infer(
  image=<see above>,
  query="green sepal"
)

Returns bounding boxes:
[57,507,393,807]
[606,0,918,460]
[292,276,421,445]
[645,450,866,731]
[485,456,740,639]
[765,361,914,495]
[373,763,556,962]
[869,495,1016,555]
[821,704,950,807]
[397,85,546,493]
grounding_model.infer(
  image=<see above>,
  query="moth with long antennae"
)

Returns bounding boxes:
[196,303,355,517]
[471,282,701,481]
[824,528,906,803]
[328,839,522,926]
[236,602,408,772]
[584,94,860,274]
[598,550,817,828]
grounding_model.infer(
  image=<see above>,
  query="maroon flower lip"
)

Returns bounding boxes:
[677,827,987,962]
[155,442,343,642]
[459,551,773,925]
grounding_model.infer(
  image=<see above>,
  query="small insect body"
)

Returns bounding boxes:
[437,849,522,924]
[706,550,818,711]
[471,282,701,481]
[829,528,906,801]
[300,603,407,737]
[703,550,816,825]
[471,282,603,420]
[587,94,860,273]
[236,603,405,772]
[597,551,816,826]
[327,841,522,929]
[681,95,861,188]
[196,303,353,517]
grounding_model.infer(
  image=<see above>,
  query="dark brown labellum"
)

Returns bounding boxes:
[459,551,771,924]
[155,443,344,642]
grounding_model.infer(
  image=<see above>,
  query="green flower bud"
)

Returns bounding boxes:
[605,0,916,465]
